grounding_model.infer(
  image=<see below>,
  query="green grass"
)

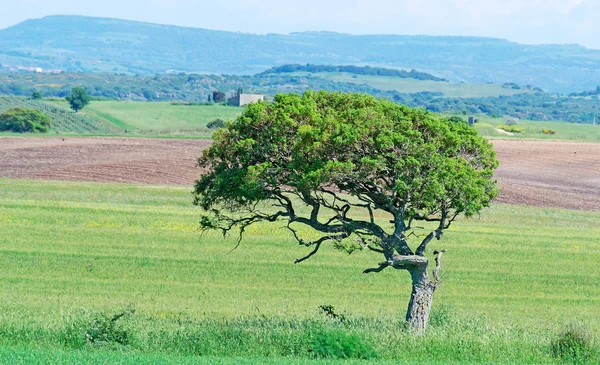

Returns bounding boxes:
[291,72,531,98]
[0,346,486,365]
[0,178,599,362]
[471,118,600,142]
[50,100,243,136]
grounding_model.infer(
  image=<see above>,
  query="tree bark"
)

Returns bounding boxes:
[405,266,435,333]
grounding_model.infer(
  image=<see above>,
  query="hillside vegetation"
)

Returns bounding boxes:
[2,71,600,123]
[2,15,600,92]
[0,96,115,134]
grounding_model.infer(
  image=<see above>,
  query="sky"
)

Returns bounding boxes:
[2,0,599,48]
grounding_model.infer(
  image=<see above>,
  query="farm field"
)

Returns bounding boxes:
[473,119,600,142]
[1,137,599,211]
[288,72,531,98]
[0,178,599,363]
[52,100,244,136]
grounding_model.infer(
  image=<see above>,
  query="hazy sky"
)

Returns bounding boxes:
[2,0,599,48]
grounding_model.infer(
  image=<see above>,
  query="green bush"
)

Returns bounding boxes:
[551,324,594,362]
[207,119,226,129]
[0,107,51,133]
[310,330,377,360]
[63,310,133,349]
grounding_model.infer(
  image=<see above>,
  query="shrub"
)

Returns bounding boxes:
[63,310,133,349]
[542,129,556,135]
[551,324,593,362]
[31,90,43,100]
[207,119,226,129]
[310,330,377,360]
[0,107,51,133]
[497,124,524,133]
[318,305,346,323]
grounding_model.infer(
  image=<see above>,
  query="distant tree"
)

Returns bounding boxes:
[194,91,499,332]
[0,107,51,133]
[31,90,43,100]
[213,91,226,103]
[65,87,91,112]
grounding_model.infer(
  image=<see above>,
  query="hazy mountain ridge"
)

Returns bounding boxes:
[1,15,600,92]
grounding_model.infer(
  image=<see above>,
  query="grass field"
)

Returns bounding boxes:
[471,118,600,142]
[290,72,531,98]
[0,178,599,362]
[49,100,244,137]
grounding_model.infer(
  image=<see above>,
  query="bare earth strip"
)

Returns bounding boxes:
[0,137,599,211]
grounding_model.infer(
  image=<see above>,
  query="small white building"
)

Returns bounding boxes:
[228,88,264,107]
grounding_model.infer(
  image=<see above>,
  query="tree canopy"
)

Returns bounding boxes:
[65,87,91,112]
[0,107,51,133]
[194,91,499,331]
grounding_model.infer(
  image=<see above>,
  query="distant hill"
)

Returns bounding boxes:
[1,15,600,92]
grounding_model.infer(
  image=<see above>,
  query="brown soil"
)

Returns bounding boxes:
[492,139,600,211]
[0,137,210,185]
[1,137,598,211]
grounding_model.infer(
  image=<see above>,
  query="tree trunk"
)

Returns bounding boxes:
[405,266,435,333]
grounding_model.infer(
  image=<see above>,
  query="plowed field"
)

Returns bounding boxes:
[1,137,598,211]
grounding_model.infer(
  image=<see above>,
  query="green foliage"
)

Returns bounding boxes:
[0,107,51,133]
[66,87,92,112]
[1,70,598,123]
[213,91,226,103]
[259,64,446,81]
[447,115,467,124]
[195,91,498,229]
[497,124,525,133]
[551,324,594,362]
[310,331,377,360]
[64,310,132,348]
[31,90,43,100]
[207,119,226,129]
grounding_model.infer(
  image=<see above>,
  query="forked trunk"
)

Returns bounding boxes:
[406,266,435,333]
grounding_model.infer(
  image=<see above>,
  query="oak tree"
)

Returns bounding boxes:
[66,87,91,112]
[194,91,498,332]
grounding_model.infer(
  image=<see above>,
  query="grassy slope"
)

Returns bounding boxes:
[0,179,599,362]
[0,179,599,322]
[289,72,531,98]
[472,118,600,142]
[49,100,244,136]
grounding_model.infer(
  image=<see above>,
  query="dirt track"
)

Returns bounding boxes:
[0,137,598,211]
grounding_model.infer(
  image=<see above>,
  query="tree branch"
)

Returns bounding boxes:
[294,232,351,264]
[415,207,447,256]
[363,261,390,274]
